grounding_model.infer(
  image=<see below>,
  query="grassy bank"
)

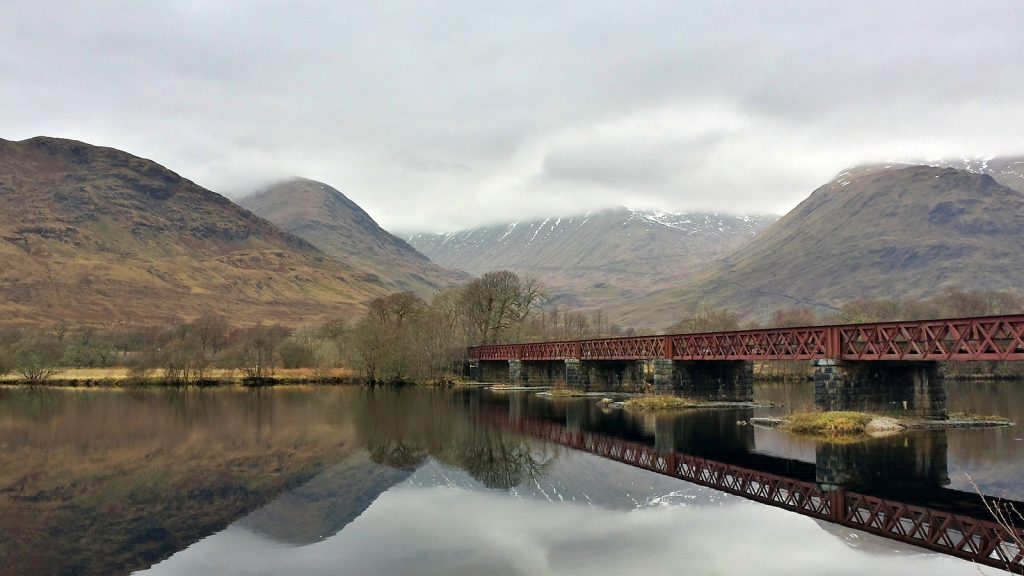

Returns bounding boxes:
[0,366,436,387]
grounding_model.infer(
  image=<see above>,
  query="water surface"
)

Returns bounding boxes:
[0,382,1020,576]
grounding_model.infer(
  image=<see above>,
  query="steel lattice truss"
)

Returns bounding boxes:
[839,317,1024,361]
[468,314,1024,363]
[581,336,665,359]
[503,417,1024,573]
[670,327,832,360]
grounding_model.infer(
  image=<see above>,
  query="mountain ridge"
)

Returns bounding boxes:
[610,161,1024,328]
[239,178,469,296]
[0,136,392,327]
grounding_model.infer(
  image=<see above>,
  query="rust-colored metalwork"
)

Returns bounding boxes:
[669,326,830,360]
[503,417,1024,573]
[839,316,1024,361]
[581,336,664,359]
[468,314,1024,363]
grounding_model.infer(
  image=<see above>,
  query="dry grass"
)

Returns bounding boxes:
[545,388,589,397]
[622,395,698,411]
[0,366,355,383]
[781,411,874,435]
[948,412,1012,423]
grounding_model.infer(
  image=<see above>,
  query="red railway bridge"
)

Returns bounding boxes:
[468,314,1024,418]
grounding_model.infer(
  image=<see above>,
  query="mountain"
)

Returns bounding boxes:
[407,207,776,308]
[239,178,468,296]
[614,162,1024,328]
[0,136,391,327]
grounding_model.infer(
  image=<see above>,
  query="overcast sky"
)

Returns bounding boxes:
[2,1,1023,233]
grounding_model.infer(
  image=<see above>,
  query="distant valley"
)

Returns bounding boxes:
[408,208,777,309]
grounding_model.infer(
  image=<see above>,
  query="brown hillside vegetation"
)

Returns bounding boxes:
[240,178,468,297]
[0,137,391,327]
[615,164,1024,328]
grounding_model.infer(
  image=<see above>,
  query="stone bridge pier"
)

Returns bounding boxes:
[469,360,513,383]
[814,360,947,419]
[648,360,754,402]
[467,358,754,402]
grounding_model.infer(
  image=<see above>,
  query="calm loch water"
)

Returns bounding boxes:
[0,382,1021,576]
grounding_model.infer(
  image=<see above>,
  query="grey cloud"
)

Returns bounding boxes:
[2,1,1023,232]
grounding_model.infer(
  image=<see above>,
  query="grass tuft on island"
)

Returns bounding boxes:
[757,410,1016,441]
[538,388,600,398]
[946,412,1012,423]
[621,395,699,411]
[781,411,874,435]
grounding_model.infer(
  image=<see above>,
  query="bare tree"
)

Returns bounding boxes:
[14,333,64,383]
[227,324,288,381]
[459,271,547,344]
[769,307,818,328]
[368,291,424,325]
[668,304,739,334]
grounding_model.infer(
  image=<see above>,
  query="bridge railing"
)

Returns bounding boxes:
[468,314,1024,363]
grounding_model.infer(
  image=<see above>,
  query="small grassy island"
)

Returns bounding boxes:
[596,394,764,411]
[620,395,699,411]
[751,410,1014,441]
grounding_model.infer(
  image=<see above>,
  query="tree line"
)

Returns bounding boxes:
[1,280,1022,384]
[0,271,564,384]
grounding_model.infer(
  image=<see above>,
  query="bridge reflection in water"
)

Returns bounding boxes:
[486,408,1024,573]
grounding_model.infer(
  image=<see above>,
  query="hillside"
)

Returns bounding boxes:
[239,178,468,296]
[0,136,391,327]
[614,163,1024,328]
[408,208,776,308]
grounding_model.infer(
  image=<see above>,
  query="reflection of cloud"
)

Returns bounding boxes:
[142,453,984,576]
[142,484,980,576]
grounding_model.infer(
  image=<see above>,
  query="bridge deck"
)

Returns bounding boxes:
[469,314,1024,362]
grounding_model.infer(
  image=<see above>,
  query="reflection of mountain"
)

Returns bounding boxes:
[409,449,729,511]
[236,452,414,546]
[0,387,359,576]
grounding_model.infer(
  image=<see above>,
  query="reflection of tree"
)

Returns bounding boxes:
[446,431,552,489]
[353,389,432,473]
[370,439,427,471]
[0,387,66,422]
[351,388,553,488]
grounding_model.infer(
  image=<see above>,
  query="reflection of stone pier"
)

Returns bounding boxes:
[652,410,755,455]
[815,430,950,492]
